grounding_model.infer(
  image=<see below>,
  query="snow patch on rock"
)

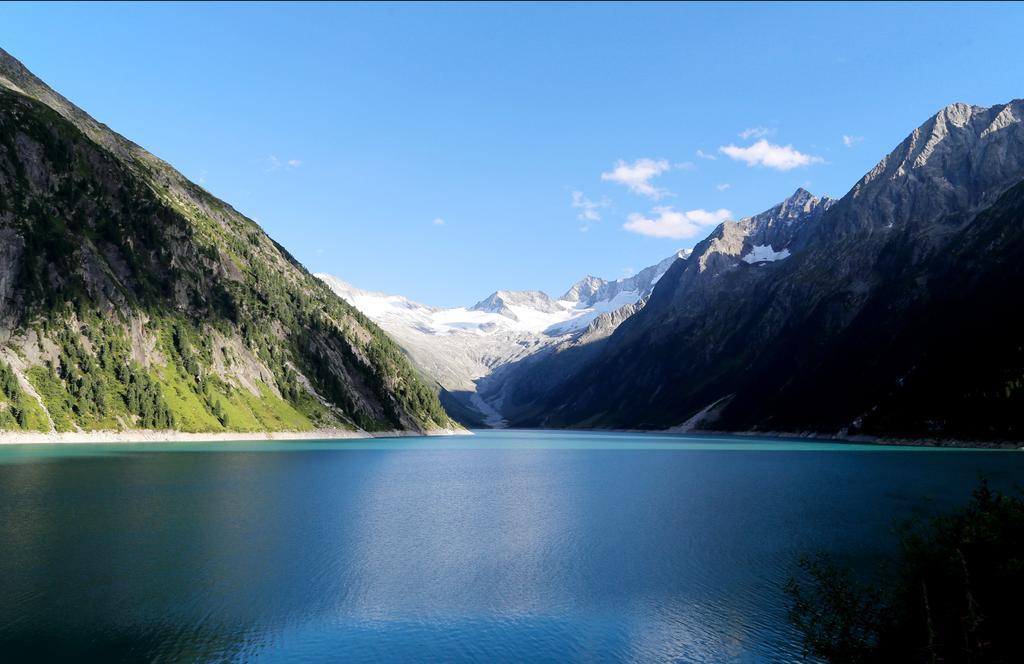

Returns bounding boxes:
[741,245,791,264]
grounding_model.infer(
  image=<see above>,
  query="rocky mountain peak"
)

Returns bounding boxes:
[770,188,834,224]
[470,290,563,320]
[848,99,1024,232]
[559,250,690,308]
[675,188,834,277]
[561,276,608,303]
[785,186,814,204]
[937,101,977,128]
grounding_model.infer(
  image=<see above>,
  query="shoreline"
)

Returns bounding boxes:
[488,426,1023,450]
[0,427,470,446]
[1,425,1017,450]
[665,427,1024,450]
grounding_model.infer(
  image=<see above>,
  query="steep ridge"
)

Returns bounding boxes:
[0,48,452,435]
[317,250,688,426]
[506,100,1024,441]
[495,188,835,426]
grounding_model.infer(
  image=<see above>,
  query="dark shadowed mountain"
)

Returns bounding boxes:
[499,100,1024,442]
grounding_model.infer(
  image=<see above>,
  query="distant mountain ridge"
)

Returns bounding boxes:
[470,290,564,319]
[317,250,688,426]
[561,251,689,307]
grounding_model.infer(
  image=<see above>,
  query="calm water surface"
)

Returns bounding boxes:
[0,430,1021,662]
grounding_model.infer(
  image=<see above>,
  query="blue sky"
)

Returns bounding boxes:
[3,2,1023,306]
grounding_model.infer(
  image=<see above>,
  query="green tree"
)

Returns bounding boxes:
[786,480,1024,663]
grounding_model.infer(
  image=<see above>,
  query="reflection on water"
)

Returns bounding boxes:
[0,431,1019,662]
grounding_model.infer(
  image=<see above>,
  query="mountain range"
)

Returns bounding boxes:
[0,48,453,436]
[329,100,1024,443]
[318,250,687,426]
[3,44,1022,444]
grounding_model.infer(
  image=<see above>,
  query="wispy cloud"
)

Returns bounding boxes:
[716,183,731,191]
[739,126,775,140]
[572,191,610,231]
[623,206,731,239]
[842,134,864,148]
[266,155,303,172]
[695,149,717,161]
[601,158,672,198]
[432,217,446,226]
[719,140,824,171]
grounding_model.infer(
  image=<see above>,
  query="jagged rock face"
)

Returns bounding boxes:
[626,189,835,346]
[675,189,831,288]
[837,101,1024,235]
[502,99,1024,441]
[0,48,451,435]
[740,187,834,252]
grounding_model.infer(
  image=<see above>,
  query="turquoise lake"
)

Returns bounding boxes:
[0,429,1020,662]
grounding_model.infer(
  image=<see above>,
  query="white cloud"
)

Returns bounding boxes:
[716,183,731,191]
[739,126,775,140]
[623,206,731,239]
[719,140,824,171]
[571,191,610,231]
[266,155,303,172]
[842,134,864,148]
[601,158,672,198]
[695,149,717,161]
[432,217,446,226]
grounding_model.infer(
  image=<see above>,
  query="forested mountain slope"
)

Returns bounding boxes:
[0,48,452,435]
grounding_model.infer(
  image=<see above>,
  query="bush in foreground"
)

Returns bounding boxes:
[786,480,1024,663]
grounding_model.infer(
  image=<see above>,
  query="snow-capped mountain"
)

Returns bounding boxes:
[561,251,686,307]
[316,249,688,426]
